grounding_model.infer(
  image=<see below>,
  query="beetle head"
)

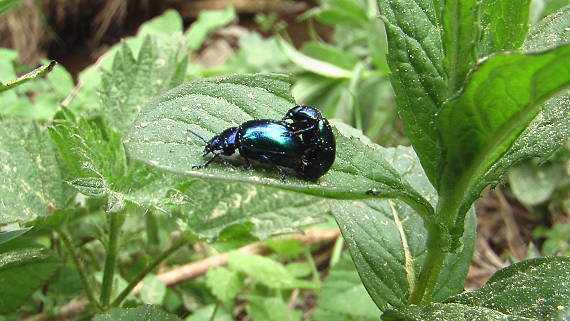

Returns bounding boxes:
[187,127,238,157]
[283,105,321,122]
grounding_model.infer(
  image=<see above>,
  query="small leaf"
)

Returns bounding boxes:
[140,274,167,305]
[0,240,61,313]
[0,61,55,93]
[93,305,182,321]
[314,0,369,27]
[378,0,447,187]
[206,267,244,302]
[185,6,236,50]
[278,38,353,78]
[313,254,380,321]
[442,0,481,95]
[247,296,302,321]
[301,41,360,71]
[138,9,183,36]
[0,228,30,245]
[185,304,233,321]
[508,161,565,205]
[68,177,108,198]
[100,35,187,134]
[228,253,297,289]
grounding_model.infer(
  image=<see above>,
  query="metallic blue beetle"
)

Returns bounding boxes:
[189,106,335,181]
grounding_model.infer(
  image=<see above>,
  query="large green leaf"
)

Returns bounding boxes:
[442,0,481,95]
[377,0,447,188]
[448,257,570,319]
[174,180,327,241]
[0,239,61,313]
[331,146,476,311]
[124,73,434,218]
[0,121,66,224]
[437,46,570,248]
[93,305,181,321]
[313,254,380,321]
[487,5,570,207]
[383,257,570,320]
[382,304,530,320]
[525,4,569,51]
[479,0,531,57]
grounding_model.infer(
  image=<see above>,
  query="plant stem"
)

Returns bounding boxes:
[305,251,321,288]
[209,302,220,321]
[99,212,123,308]
[111,236,188,307]
[56,228,102,311]
[330,235,344,267]
[409,221,447,305]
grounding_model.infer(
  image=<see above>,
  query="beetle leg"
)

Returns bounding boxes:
[284,123,317,137]
[192,151,224,169]
[242,158,252,171]
[259,155,287,183]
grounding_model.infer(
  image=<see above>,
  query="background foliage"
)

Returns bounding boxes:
[0,0,569,320]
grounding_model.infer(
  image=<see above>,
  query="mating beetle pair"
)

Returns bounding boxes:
[188,106,335,182]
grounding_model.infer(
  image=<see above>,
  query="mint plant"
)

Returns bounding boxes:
[0,2,569,321]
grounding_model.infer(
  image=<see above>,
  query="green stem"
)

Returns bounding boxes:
[209,302,220,321]
[100,212,123,308]
[111,237,188,307]
[56,228,102,310]
[409,222,447,305]
[410,195,460,305]
[330,235,344,267]
[305,251,321,288]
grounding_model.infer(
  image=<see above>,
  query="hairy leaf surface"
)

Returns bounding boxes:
[124,73,434,218]
[377,0,447,188]
[332,146,476,311]
[438,46,570,247]
[0,121,66,224]
[383,257,570,320]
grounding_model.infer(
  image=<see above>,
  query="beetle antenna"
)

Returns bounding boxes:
[187,128,209,144]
